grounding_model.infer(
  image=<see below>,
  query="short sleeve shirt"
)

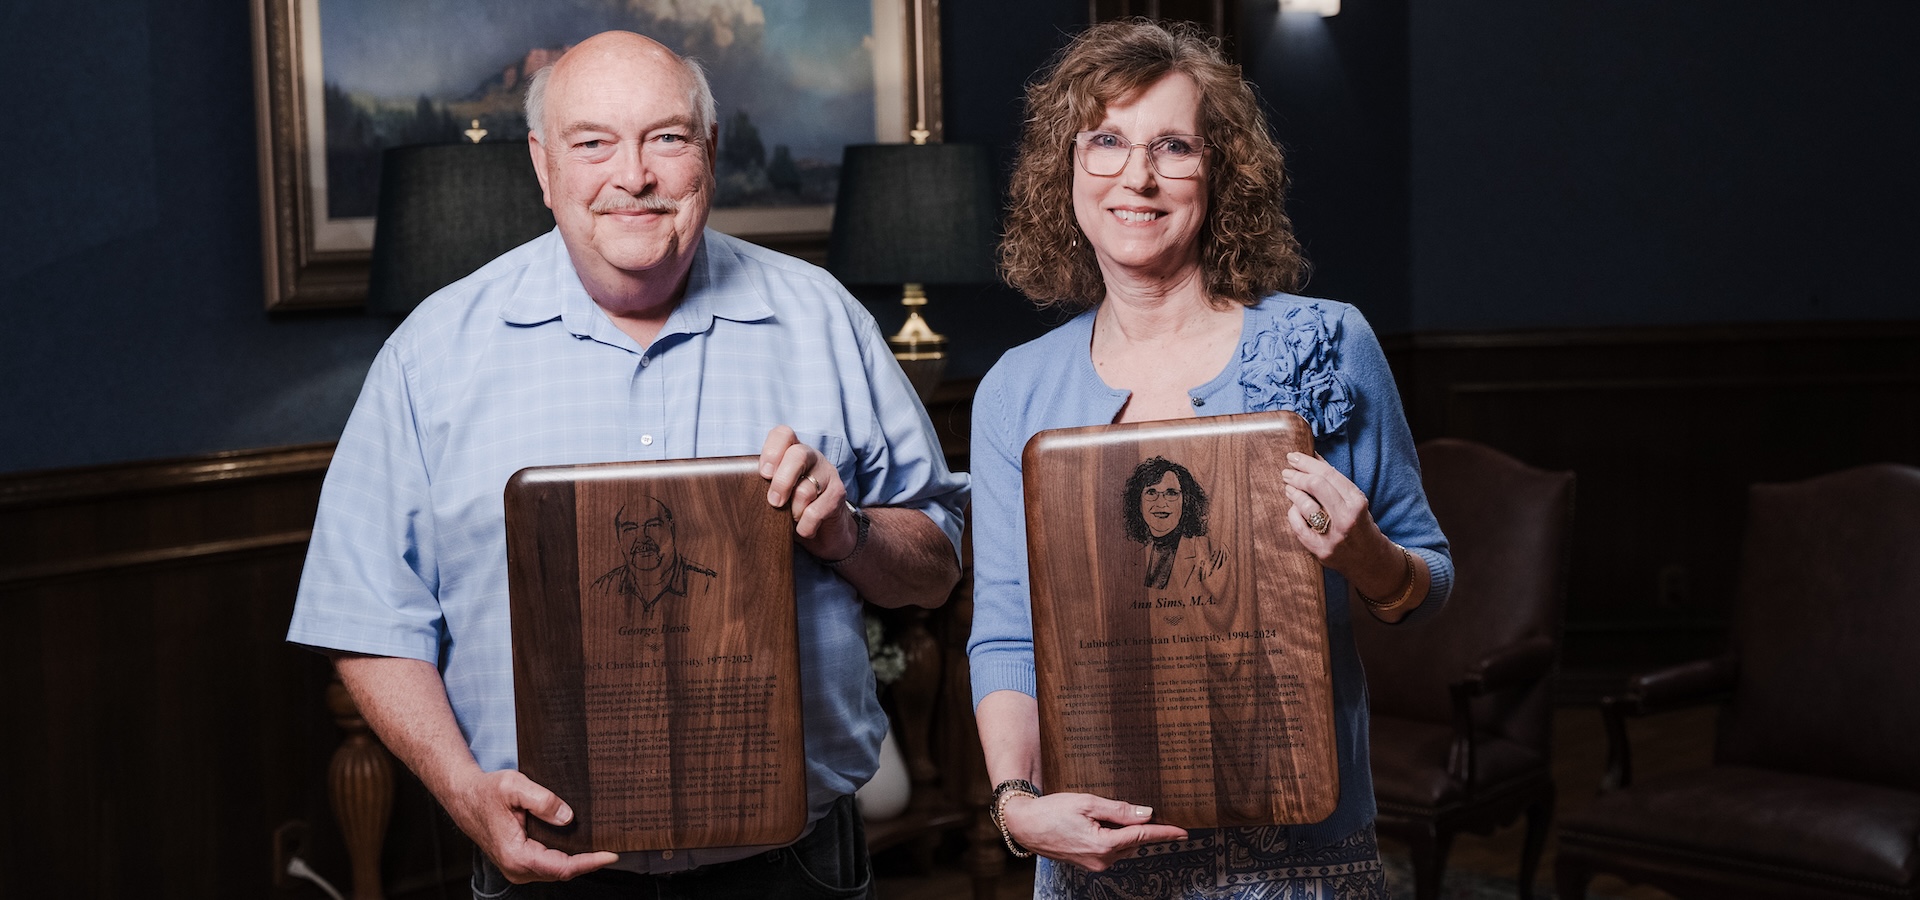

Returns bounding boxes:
[289,228,968,856]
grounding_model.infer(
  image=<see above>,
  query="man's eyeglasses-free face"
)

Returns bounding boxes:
[1073,131,1208,179]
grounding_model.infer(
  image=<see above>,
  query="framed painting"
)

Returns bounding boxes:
[250,0,944,311]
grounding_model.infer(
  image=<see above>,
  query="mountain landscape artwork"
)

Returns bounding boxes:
[318,0,881,220]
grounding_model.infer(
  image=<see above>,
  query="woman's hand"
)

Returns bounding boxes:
[1281,451,1386,568]
[1282,451,1425,618]
[1000,792,1189,871]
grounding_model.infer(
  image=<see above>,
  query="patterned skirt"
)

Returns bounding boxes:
[1034,823,1387,900]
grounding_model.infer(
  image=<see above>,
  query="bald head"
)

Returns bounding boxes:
[521,29,720,315]
[524,31,716,144]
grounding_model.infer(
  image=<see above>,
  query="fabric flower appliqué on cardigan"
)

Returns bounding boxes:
[1239,303,1353,437]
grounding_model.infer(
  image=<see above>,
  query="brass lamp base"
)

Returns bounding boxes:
[888,283,948,404]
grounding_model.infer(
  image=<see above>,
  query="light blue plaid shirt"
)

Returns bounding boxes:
[289,228,967,868]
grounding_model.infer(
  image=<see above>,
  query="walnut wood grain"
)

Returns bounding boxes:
[1022,410,1338,827]
[505,457,805,852]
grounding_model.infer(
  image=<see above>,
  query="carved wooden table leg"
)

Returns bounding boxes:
[891,606,943,791]
[327,675,392,900]
[882,606,944,870]
[945,579,1004,900]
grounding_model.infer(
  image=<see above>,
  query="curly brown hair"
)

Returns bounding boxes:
[999,18,1306,311]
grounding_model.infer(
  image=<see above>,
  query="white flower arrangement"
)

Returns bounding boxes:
[864,613,907,685]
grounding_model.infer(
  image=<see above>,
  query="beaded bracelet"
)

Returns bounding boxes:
[989,778,1039,858]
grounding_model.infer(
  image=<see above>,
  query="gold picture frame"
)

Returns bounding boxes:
[249,0,944,311]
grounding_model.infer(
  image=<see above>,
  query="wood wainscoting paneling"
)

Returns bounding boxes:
[1384,321,1920,702]
[0,430,992,899]
[0,445,331,898]
[0,443,465,899]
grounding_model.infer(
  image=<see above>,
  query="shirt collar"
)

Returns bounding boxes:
[661,230,778,339]
[498,229,776,342]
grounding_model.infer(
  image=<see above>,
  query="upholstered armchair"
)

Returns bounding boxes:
[1554,464,1920,900]
[1358,438,1576,900]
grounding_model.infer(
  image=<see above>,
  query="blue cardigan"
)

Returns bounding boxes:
[965,293,1453,846]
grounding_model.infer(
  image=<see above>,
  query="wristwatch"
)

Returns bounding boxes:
[989,778,1039,858]
[820,501,870,568]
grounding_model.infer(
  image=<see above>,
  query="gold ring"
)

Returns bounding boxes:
[804,474,825,493]
[1306,509,1331,534]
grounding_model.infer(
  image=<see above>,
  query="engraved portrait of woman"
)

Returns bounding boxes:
[1121,457,1226,600]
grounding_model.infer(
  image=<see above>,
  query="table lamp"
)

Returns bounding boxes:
[826,142,999,402]
[366,133,553,316]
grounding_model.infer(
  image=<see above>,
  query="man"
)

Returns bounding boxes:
[592,497,713,616]
[287,31,967,897]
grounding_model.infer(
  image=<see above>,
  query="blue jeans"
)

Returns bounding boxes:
[471,795,872,900]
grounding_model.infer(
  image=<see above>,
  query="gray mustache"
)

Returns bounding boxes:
[593,195,679,214]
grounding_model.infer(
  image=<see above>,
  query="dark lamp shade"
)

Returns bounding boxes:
[366,141,554,315]
[825,143,999,287]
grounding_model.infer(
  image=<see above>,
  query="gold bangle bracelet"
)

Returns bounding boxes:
[1358,545,1416,611]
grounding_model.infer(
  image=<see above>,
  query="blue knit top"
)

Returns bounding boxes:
[966,293,1453,845]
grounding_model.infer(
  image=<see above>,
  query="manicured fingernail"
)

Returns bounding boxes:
[1133,805,1152,818]
[556,805,573,825]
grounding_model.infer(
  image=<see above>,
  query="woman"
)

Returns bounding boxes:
[966,19,1453,899]
[1123,456,1224,600]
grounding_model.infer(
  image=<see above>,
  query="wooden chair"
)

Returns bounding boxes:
[1555,464,1920,900]
[1357,438,1575,900]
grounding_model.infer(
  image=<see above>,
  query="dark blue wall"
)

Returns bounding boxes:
[2,0,395,475]
[1405,1,1919,330]
[0,0,1084,475]
[4,1,1914,474]
[866,0,1085,384]
[1241,0,1412,330]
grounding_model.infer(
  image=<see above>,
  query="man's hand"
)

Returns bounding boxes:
[1000,792,1189,871]
[330,655,617,884]
[442,768,619,884]
[759,425,858,560]
[758,425,959,607]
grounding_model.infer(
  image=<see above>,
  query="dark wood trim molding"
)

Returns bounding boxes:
[0,529,314,588]
[1384,320,1920,702]
[0,442,333,590]
[1385,319,1920,351]
[0,442,333,508]
[2,434,992,898]
[0,442,347,900]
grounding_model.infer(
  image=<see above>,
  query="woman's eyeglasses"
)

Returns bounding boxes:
[1073,131,1208,179]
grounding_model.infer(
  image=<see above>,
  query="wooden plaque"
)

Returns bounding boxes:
[504,457,806,853]
[1023,411,1339,827]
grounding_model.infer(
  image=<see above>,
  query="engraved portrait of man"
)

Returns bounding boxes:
[1122,457,1227,598]
[591,496,715,616]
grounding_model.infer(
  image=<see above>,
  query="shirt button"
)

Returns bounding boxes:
[641,434,655,446]
[1191,396,1205,407]
[661,850,673,860]
[639,355,651,368]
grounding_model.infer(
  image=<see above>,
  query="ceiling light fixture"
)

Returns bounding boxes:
[1279,0,1340,16]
